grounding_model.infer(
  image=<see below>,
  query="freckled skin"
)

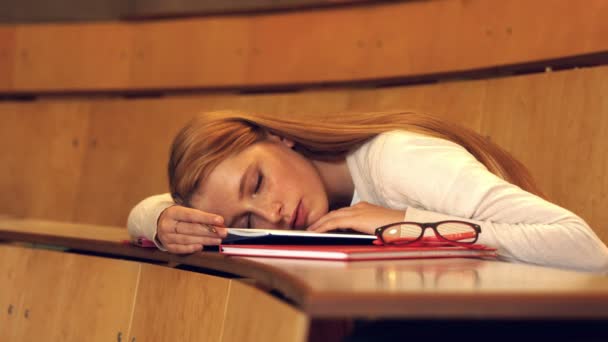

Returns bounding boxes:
[190,139,329,229]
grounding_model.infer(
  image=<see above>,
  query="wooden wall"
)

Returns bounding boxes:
[1,0,607,92]
[1,0,607,244]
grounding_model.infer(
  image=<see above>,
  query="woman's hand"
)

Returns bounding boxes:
[157,205,227,254]
[307,202,405,235]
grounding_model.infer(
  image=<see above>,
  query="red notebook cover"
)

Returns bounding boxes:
[220,244,497,261]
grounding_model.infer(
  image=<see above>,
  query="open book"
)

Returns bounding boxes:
[224,228,377,245]
[220,244,497,261]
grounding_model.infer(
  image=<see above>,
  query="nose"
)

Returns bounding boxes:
[252,200,288,229]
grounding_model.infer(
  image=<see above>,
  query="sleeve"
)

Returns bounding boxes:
[373,132,608,273]
[127,193,175,251]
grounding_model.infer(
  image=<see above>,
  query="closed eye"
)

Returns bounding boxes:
[247,173,264,228]
[253,173,263,194]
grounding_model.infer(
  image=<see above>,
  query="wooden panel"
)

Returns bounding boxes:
[0,26,16,89]
[0,102,91,221]
[76,99,196,225]
[128,263,231,342]
[480,68,608,244]
[0,218,308,309]
[0,218,171,263]
[129,18,250,89]
[0,245,139,341]
[0,245,32,341]
[0,218,130,242]
[222,280,308,342]
[12,23,131,91]
[348,80,488,132]
[1,0,607,92]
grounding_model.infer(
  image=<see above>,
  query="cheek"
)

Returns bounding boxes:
[309,206,328,223]
[310,194,329,221]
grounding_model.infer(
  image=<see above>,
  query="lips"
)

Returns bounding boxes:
[290,201,301,229]
[290,200,308,230]
[294,201,307,229]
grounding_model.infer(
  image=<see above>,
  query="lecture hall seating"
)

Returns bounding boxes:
[1,0,608,340]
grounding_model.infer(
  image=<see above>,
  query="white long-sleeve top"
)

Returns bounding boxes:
[128,131,608,272]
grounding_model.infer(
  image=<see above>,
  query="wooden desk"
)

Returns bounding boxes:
[1,218,607,321]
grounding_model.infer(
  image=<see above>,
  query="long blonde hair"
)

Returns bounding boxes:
[169,110,543,205]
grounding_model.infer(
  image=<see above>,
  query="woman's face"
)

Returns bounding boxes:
[190,138,330,230]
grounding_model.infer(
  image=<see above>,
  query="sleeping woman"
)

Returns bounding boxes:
[127,110,608,272]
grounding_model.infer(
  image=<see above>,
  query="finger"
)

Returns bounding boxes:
[307,211,342,231]
[157,217,177,235]
[166,243,202,254]
[307,209,352,231]
[308,216,354,233]
[166,234,222,246]
[214,227,228,238]
[175,222,227,238]
[173,206,225,226]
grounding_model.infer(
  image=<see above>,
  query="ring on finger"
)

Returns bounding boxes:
[174,221,179,234]
[203,224,217,234]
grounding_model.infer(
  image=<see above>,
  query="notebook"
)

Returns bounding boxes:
[220,244,497,261]
[223,228,377,245]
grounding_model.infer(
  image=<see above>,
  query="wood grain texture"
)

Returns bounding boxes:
[481,69,608,241]
[2,221,608,319]
[240,256,608,318]
[0,245,139,341]
[75,101,187,225]
[0,245,32,341]
[1,0,607,92]
[222,280,308,342]
[0,103,91,221]
[0,217,310,310]
[0,26,16,89]
[128,263,231,342]
[12,22,131,91]
[0,218,130,241]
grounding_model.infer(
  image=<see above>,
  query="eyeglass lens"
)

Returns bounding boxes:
[435,222,477,243]
[380,222,477,244]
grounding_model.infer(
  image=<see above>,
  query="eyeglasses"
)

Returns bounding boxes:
[374,220,481,246]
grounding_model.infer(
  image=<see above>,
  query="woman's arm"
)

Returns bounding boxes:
[127,193,226,253]
[375,132,608,272]
[127,193,175,250]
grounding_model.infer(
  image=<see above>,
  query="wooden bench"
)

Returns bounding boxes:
[1,218,608,341]
[0,241,307,342]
